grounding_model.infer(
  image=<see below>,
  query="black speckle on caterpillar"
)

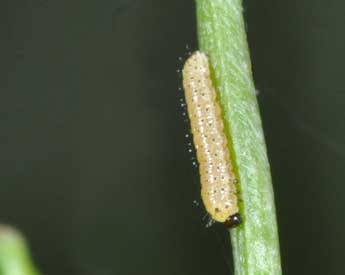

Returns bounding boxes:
[182,51,241,228]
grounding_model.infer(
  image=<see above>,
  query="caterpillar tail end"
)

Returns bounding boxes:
[224,213,242,229]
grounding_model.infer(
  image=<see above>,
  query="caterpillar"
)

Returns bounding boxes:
[182,51,241,228]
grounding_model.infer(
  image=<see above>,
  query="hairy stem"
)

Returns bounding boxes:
[195,0,282,274]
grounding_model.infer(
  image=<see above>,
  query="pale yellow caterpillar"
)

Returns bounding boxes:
[182,51,241,228]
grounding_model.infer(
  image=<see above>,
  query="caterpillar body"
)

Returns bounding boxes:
[182,51,241,228]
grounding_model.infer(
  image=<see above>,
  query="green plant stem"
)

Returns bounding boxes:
[0,225,41,275]
[195,1,282,274]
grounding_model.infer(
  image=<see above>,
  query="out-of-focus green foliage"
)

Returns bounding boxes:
[0,226,41,275]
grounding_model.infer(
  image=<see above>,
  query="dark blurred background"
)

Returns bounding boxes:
[1,0,344,274]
